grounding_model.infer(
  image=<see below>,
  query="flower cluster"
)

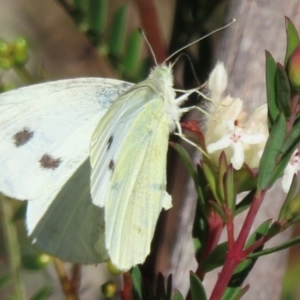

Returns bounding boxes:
[204,62,268,171]
[203,62,300,193]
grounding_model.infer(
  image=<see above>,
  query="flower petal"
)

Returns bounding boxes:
[231,142,244,170]
[206,135,232,153]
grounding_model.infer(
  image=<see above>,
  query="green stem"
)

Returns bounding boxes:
[0,195,26,299]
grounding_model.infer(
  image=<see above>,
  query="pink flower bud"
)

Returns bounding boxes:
[287,44,300,91]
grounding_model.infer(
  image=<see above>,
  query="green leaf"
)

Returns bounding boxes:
[221,285,249,300]
[109,5,128,56]
[30,286,53,300]
[234,167,257,193]
[248,234,300,259]
[87,0,107,35]
[270,142,297,187]
[193,203,209,260]
[235,189,256,216]
[276,63,291,119]
[218,152,227,200]
[279,175,297,220]
[190,273,207,300]
[202,161,221,203]
[265,51,279,125]
[0,275,11,289]
[131,267,143,300]
[201,242,227,272]
[224,165,236,213]
[173,291,184,300]
[257,113,286,190]
[284,16,300,67]
[172,143,204,205]
[123,29,143,77]
[281,117,300,154]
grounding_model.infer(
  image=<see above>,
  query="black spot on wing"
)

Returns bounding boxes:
[107,135,113,150]
[109,159,115,171]
[39,154,61,170]
[13,127,34,147]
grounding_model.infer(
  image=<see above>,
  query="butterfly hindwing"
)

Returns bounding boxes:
[29,159,108,264]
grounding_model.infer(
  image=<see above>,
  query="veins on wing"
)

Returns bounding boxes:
[13,127,34,147]
[39,154,61,170]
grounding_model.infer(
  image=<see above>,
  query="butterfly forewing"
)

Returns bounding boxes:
[91,81,173,270]
[0,78,132,202]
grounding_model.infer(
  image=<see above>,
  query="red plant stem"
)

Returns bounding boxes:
[210,189,267,300]
[195,210,224,280]
[225,208,235,251]
[70,264,81,296]
[121,272,132,300]
[133,0,168,64]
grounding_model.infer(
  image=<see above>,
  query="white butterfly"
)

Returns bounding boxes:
[0,66,195,270]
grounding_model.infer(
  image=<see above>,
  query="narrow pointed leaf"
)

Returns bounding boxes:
[279,174,297,220]
[172,143,204,204]
[276,63,291,118]
[248,234,300,259]
[202,161,221,203]
[221,285,249,300]
[190,273,207,300]
[109,5,128,56]
[131,267,143,300]
[280,117,300,154]
[87,0,107,35]
[265,51,279,125]
[284,17,300,66]
[224,165,236,213]
[257,113,286,190]
[201,242,228,272]
[173,291,184,300]
[218,152,227,200]
[123,29,143,76]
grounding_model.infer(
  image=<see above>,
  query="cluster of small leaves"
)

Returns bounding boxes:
[129,267,206,300]
[57,0,148,82]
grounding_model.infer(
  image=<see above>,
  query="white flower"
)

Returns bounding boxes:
[282,150,300,193]
[204,63,268,170]
[208,61,228,102]
[206,120,266,170]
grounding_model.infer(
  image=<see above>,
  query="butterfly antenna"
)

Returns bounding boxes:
[166,18,236,63]
[138,28,158,66]
[172,53,200,87]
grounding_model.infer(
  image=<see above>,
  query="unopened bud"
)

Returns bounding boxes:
[287,44,300,91]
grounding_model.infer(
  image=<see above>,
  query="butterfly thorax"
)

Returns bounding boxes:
[148,64,181,133]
